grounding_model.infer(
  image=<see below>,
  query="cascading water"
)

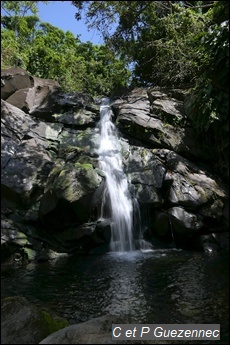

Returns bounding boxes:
[98,98,135,252]
[97,98,152,252]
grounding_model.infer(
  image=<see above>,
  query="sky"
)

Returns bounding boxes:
[37,1,103,44]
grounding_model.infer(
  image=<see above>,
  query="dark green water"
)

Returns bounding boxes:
[1,249,229,342]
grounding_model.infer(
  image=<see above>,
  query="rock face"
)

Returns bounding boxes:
[113,88,228,251]
[1,67,60,119]
[1,296,68,344]
[1,69,229,263]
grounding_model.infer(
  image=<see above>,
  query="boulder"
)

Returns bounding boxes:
[39,162,103,225]
[162,150,226,211]
[1,296,68,344]
[1,68,61,120]
[1,67,34,100]
[39,315,132,344]
[168,207,204,234]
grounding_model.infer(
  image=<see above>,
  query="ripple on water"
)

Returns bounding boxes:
[1,250,229,342]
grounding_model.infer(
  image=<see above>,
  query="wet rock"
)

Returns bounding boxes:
[168,207,204,234]
[1,68,229,254]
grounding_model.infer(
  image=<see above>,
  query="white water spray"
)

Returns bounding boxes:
[98,98,135,252]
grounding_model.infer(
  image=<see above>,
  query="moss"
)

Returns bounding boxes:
[40,310,68,335]
[163,122,172,128]
[141,149,147,159]
[66,145,84,153]
[58,169,67,178]
[23,248,36,261]
[77,155,93,165]
[75,162,93,170]
[2,296,69,342]
[14,232,29,246]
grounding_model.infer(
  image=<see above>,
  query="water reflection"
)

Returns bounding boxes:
[170,254,209,322]
[103,252,151,321]
[1,250,229,341]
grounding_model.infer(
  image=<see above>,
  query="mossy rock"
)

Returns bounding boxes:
[43,163,102,205]
[1,296,68,344]
[77,155,98,167]
[75,162,93,170]
[39,310,68,335]
[65,145,85,153]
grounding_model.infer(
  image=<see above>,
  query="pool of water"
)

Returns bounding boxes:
[1,249,229,342]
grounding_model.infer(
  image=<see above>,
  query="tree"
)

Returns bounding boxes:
[71,1,220,86]
[1,1,46,37]
[1,1,47,67]
[72,1,229,177]
[186,6,229,176]
[1,1,131,95]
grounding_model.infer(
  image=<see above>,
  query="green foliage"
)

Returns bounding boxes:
[1,1,43,68]
[71,1,216,87]
[1,1,130,96]
[26,24,130,94]
[71,1,228,88]
[190,21,229,131]
[184,2,229,177]
[1,1,40,16]
[131,6,207,87]
[1,1,229,175]
[1,29,20,68]
[72,1,229,178]
[186,19,229,175]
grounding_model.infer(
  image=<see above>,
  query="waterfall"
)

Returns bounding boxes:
[98,98,135,252]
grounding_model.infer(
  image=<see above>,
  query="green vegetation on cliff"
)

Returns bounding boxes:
[1,1,131,95]
[1,1,229,176]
